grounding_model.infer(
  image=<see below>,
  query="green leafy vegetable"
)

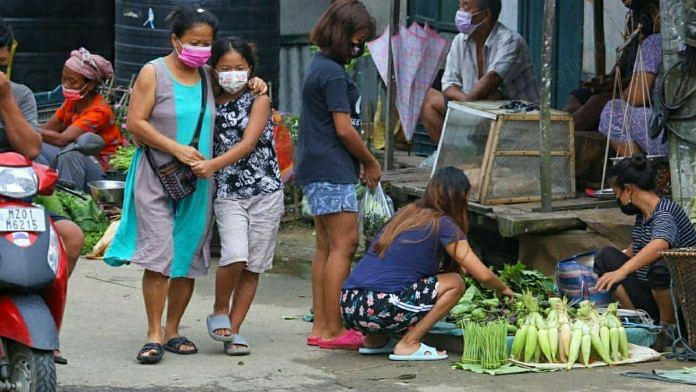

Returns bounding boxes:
[35,190,111,255]
[109,146,136,171]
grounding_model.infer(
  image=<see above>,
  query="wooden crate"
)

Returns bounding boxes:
[433,101,576,205]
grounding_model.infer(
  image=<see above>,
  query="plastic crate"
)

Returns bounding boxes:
[412,124,437,157]
[34,85,63,124]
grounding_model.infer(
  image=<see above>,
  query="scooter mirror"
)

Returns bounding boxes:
[74,133,105,156]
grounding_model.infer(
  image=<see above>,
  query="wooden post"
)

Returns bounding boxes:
[384,0,400,171]
[539,0,556,213]
[593,0,606,76]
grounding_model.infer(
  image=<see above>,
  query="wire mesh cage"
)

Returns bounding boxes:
[433,101,575,205]
[660,249,696,347]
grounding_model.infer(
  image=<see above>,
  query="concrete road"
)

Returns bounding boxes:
[57,260,692,392]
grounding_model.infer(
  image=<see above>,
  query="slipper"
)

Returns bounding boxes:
[318,329,364,350]
[163,336,198,355]
[53,350,68,365]
[306,335,320,346]
[207,314,234,342]
[389,343,448,361]
[359,338,397,355]
[224,334,251,356]
[137,343,164,364]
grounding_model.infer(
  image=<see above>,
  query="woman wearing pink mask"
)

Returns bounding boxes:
[106,5,268,365]
[38,48,123,191]
[105,6,218,365]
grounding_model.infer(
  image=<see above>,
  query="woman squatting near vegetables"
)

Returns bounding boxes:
[294,0,382,349]
[341,167,515,361]
[594,153,696,338]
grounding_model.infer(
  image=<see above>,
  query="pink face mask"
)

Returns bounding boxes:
[62,84,88,101]
[177,40,212,68]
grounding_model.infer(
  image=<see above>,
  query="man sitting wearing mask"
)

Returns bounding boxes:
[420,0,539,144]
[0,17,85,365]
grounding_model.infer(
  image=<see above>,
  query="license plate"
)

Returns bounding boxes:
[0,208,46,232]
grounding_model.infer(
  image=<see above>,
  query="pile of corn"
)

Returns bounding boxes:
[510,294,630,369]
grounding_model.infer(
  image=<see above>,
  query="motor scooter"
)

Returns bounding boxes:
[0,133,104,392]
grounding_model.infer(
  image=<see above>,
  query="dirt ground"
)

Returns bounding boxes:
[268,220,316,279]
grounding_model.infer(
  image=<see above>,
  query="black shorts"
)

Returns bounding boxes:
[593,246,671,322]
[570,87,594,105]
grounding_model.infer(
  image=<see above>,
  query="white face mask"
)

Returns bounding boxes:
[218,70,249,94]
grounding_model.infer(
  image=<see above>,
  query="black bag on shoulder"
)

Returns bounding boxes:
[145,67,207,201]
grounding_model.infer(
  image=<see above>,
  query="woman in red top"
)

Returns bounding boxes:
[38,48,123,191]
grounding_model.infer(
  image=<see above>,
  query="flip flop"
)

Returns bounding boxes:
[164,336,198,355]
[137,343,164,364]
[359,338,397,355]
[207,314,234,342]
[306,335,320,346]
[224,334,251,356]
[53,350,68,365]
[318,329,364,350]
[389,343,448,361]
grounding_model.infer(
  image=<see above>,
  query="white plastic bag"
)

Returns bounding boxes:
[359,183,394,241]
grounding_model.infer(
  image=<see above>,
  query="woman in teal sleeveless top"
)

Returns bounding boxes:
[104,6,217,364]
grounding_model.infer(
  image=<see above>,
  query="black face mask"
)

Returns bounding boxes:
[617,197,640,216]
[351,42,365,59]
[0,65,7,75]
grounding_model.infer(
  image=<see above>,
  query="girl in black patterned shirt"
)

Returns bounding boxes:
[192,37,282,356]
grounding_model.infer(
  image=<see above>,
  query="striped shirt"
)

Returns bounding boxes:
[441,22,539,103]
[632,198,696,281]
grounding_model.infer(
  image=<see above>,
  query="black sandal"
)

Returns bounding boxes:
[53,350,68,365]
[137,343,164,364]
[164,336,198,355]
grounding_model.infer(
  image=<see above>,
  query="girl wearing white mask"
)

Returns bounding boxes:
[192,37,282,356]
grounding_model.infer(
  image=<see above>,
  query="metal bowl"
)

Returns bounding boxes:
[88,180,125,206]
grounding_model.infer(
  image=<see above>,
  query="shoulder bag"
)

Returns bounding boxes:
[145,67,207,201]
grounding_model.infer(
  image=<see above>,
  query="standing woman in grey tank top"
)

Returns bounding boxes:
[105,6,218,364]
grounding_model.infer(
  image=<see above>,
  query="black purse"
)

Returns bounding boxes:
[145,67,207,201]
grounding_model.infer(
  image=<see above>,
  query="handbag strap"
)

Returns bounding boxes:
[189,67,208,147]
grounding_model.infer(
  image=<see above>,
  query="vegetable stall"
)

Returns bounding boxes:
[434,262,663,375]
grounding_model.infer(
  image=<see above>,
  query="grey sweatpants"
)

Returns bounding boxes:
[37,143,104,192]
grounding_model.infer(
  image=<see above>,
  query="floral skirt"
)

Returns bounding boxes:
[340,277,439,335]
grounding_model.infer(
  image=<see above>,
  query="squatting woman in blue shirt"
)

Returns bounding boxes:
[342,167,514,361]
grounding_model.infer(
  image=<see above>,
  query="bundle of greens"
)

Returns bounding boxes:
[460,320,509,369]
[450,280,524,328]
[109,146,136,171]
[449,262,553,328]
[498,262,554,296]
[35,190,110,254]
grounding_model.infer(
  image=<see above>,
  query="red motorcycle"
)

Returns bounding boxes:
[0,134,103,392]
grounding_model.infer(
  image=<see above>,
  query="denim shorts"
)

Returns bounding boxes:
[341,277,439,335]
[302,182,358,216]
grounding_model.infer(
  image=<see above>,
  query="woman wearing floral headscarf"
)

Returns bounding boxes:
[38,47,124,191]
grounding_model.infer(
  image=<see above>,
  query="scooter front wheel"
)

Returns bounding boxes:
[7,341,56,392]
